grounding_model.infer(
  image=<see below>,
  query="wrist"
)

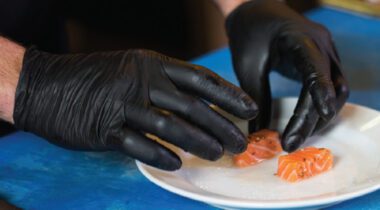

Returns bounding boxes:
[214,0,249,17]
[0,37,25,124]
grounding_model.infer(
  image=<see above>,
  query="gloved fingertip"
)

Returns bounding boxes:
[282,135,304,153]
[206,142,224,161]
[152,148,182,171]
[317,97,336,121]
[310,83,337,121]
[232,93,259,120]
[229,134,248,154]
[159,156,182,171]
[241,100,259,120]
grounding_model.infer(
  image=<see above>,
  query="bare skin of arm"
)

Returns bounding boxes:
[0,37,25,124]
[213,0,248,17]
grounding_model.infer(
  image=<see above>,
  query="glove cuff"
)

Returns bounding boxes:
[13,46,44,131]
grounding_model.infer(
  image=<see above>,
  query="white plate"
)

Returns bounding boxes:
[136,98,380,210]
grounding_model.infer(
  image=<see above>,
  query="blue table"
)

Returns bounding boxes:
[1,7,380,210]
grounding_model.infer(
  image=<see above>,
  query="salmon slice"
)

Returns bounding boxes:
[234,129,282,167]
[277,147,333,182]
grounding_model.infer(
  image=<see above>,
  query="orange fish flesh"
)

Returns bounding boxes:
[234,129,282,168]
[277,147,333,182]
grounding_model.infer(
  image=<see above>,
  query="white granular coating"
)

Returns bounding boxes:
[180,127,379,201]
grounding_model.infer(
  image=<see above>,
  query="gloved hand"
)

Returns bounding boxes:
[226,0,349,152]
[14,48,257,170]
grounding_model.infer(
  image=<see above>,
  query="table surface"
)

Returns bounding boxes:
[1,7,380,210]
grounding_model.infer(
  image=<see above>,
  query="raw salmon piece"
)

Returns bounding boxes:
[277,147,333,182]
[234,129,282,167]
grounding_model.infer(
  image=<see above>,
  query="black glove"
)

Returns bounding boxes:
[14,48,257,170]
[226,0,349,152]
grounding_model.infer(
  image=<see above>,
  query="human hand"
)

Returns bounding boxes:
[226,0,349,152]
[14,48,258,170]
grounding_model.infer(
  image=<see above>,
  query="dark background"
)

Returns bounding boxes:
[0,0,318,58]
[0,0,318,137]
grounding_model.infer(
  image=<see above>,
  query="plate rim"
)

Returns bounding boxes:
[136,98,380,209]
[136,161,380,208]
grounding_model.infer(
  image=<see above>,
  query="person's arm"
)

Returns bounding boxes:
[0,37,25,124]
[213,0,248,17]
[213,0,286,16]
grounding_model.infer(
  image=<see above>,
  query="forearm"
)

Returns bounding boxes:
[213,0,249,17]
[0,37,25,123]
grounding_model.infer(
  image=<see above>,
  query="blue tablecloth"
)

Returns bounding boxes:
[1,7,380,210]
